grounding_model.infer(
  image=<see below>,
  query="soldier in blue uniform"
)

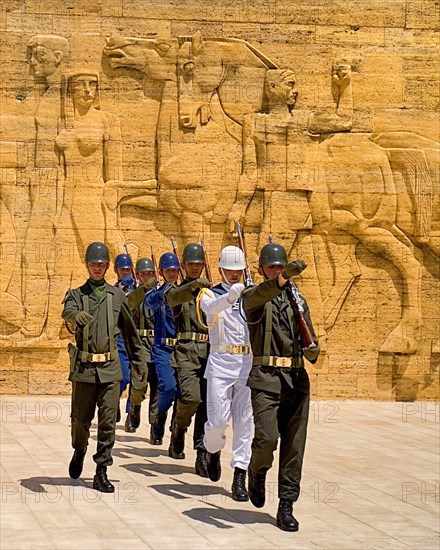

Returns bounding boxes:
[140,253,181,445]
[113,253,136,422]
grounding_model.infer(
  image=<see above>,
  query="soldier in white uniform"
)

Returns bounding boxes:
[199,246,253,501]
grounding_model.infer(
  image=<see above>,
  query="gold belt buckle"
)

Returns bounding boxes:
[92,353,107,362]
[199,334,208,342]
[275,357,291,368]
[231,345,239,354]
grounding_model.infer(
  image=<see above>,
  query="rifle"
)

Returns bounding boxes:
[123,243,139,287]
[285,280,315,348]
[235,221,253,287]
[150,244,160,284]
[268,236,315,348]
[200,238,213,288]
[170,236,185,282]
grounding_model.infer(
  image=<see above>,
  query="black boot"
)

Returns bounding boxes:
[206,451,221,482]
[276,498,299,532]
[116,405,121,423]
[248,469,266,508]
[231,467,249,501]
[68,448,86,479]
[150,410,167,445]
[195,450,209,478]
[168,424,186,459]
[93,465,115,493]
[124,412,136,433]
[130,404,141,429]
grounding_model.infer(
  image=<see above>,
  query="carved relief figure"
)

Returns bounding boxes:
[19,35,70,340]
[46,70,124,337]
[237,65,352,253]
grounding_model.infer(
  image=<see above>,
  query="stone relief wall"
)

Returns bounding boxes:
[0,0,438,400]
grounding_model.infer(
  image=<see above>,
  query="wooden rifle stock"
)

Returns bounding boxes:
[200,238,213,288]
[235,221,253,287]
[150,244,160,284]
[285,280,315,348]
[170,236,185,282]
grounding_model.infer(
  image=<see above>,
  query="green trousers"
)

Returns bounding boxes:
[250,385,309,501]
[71,379,119,467]
[174,357,207,450]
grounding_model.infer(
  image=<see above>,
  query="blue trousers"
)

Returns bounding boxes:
[151,345,179,414]
[117,336,131,412]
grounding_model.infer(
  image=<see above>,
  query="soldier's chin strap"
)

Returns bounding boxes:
[195,288,218,329]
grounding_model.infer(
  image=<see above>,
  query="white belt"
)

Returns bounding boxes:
[210,344,251,355]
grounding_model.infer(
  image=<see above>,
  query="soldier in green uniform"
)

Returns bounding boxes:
[125,258,158,434]
[164,243,210,477]
[242,243,320,531]
[62,242,147,493]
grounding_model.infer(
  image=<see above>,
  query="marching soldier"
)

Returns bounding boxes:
[113,253,136,422]
[142,253,181,445]
[241,243,320,531]
[62,242,147,492]
[126,258,158,433]
[165,243,210,477]
[199,246,254,501]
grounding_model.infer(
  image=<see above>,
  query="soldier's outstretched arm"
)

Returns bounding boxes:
[242,278,283,314]
[165,281,197,306]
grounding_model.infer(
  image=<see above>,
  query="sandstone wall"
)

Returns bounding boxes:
[0,0,439,400]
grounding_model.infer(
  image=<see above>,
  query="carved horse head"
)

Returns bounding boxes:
[103,35,179,81]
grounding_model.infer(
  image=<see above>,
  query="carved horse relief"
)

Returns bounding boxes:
[102,32,277,239]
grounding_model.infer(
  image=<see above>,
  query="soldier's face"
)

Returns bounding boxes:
[87,262,109,280]
[182,262,204,279]
[161,268,179,284]
[259,264,285,280]
[137,271,154,285]
[219,268,242,285]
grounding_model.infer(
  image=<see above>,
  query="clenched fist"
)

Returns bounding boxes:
[281,260,307,279]
[190,278,210,291]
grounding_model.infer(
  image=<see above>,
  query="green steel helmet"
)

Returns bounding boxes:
[259,243,288,266]
[136,257,154,273]
[85,242,110,263]
[182,243,205,263]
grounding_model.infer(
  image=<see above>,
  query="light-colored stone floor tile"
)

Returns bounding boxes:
[0,528,56,549]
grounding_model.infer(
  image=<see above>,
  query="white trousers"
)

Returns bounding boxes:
[203,376,254,470]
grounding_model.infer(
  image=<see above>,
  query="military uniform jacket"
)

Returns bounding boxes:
[128,285,155,360]
[165,278,209,363]
[62,281,147,384]
[242,278,320,395]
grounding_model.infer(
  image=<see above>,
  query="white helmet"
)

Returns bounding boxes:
[218,246,246,270]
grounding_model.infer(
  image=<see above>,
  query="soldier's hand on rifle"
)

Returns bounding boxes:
[190,278,210,291]
[144,277,157,290]
[282,260,307,279]
[75,311,93,326]
[227,283,245,304]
